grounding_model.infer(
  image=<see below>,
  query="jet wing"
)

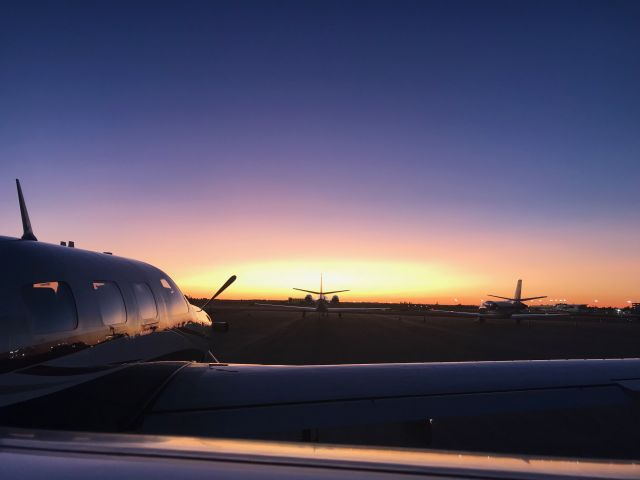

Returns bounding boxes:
[424,309,480,317]
[512,313,571,319]
[327,307,390,313]
[141,359,640,438]
[253,303,317,312]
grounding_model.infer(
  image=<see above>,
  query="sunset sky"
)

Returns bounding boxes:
[2,1,639,306]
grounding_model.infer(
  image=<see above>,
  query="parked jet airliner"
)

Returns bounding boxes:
[1,180,639,479]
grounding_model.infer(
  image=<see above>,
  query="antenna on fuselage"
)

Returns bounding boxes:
[16,179,37,241]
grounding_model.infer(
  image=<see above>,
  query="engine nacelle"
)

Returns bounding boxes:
[331,295,340,304]
[304,294,314,304]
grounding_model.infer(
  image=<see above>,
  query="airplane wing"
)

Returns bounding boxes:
[398,310,571,320]
[252,304,389,314]
[512,313,571,319]
[2,425,638,480]
[254,303,317,312]
[424,309,480,317]
[141,359,640,439]
[327,307,390,313]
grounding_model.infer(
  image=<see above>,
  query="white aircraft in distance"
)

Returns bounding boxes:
[430,279,567,323]
[1,180,639,479]
[255,274,389,317]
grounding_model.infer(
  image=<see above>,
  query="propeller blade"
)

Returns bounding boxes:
[199,275,237,311]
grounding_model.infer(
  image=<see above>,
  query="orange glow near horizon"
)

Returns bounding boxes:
[4,194,639,308]
[174,257,637,307]
[177,260,489,303]
[112,213,637,308]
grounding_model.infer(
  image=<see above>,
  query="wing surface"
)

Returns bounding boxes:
[425,309,480,317]
[254,303,317,312]
[512,313,570,319]
[2,426,639,480]
[326,307,390,313]
[142,359,640,438]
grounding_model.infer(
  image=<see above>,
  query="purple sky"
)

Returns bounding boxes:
[1,1,639,304]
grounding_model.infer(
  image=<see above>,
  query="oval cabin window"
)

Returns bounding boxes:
[132,283,157,322]
[22,281,78,334]
[92,281,127,325]
[159,277,188,315]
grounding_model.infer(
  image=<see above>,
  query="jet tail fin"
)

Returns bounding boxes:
[16,179,37,241]
[489,280,545,303]
[513,279,522,302]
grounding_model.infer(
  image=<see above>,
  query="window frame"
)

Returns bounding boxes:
[91,280,128,326]
[158,276,189,315]
[131,282,159,324]
[22,280,79,334]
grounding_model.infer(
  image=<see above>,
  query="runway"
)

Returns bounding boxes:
[205,308,640,459]
[210,310,640,365]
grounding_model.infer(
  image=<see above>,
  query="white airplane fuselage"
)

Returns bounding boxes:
[479,300,528,318]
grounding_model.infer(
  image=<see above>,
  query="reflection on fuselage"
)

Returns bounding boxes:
[0,236,213,375]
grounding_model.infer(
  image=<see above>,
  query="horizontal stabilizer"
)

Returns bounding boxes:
[487,295,514,301]
[323,289,350,295]
[520,295,547,301]
[293,288,322,295]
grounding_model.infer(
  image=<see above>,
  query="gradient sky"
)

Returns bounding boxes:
[1,1,639,305]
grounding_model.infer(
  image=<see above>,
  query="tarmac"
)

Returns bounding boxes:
[206,308,640,459]
[210,309,640,364]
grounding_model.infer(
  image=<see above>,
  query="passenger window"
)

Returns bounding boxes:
[159,277,188,315]
[92,281,127,325]
[22,281,78,334]
[132,283,157,322]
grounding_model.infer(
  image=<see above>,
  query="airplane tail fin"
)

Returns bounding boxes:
[513,279,522,302]
[489,279,545,303]
[16,179,37,241]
